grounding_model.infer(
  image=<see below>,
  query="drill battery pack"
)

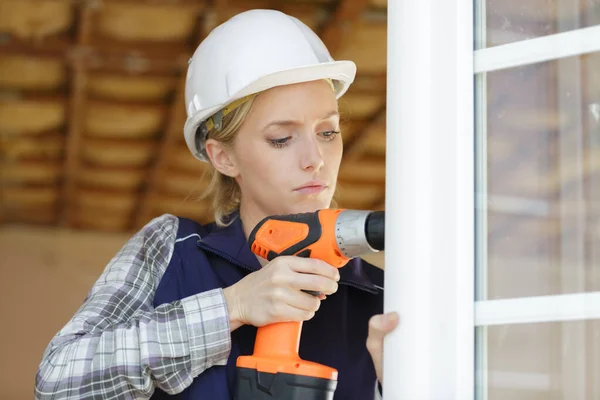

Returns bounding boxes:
[235,367,336,400]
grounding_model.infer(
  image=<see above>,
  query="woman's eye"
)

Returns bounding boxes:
[319,130,340,141]
[269,136,291,148]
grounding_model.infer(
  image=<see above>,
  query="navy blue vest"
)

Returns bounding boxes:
[151,215,384,399]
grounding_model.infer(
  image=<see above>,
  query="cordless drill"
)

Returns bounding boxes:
[235,208,385,400]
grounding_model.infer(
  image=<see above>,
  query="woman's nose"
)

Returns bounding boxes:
[300,136,324,171]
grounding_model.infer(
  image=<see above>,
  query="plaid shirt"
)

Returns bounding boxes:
[34,214,383,399]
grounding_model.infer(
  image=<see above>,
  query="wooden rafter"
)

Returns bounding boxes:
[351,72,387,93]
[0,38,189,76]
[88,37,191,59]
[86,53,187,75]
[0,36,72,57]
[133,75,186,229]
[133,8,227,229]
[319,0,372,53]
[342,105,386,163]
[59,1,94,226]
[99,0,207,4]
[340,105,387,210]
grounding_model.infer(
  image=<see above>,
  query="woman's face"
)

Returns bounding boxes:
[211,80,343,219]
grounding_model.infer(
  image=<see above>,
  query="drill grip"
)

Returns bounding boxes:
[248,209,350,268]
[248,211,323,260]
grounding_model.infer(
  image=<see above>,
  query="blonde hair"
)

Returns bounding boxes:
[199,95,257,227]
[200,79,339,227]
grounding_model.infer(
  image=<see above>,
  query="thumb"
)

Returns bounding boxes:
[366,312,399,385]
[370,312,400,337]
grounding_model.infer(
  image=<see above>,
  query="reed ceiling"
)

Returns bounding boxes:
[0,0,388,232]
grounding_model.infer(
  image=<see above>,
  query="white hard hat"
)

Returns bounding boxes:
[183,9,357,162]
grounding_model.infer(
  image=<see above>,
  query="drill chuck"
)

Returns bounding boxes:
[365,211,385,251]
[335,210,384,259]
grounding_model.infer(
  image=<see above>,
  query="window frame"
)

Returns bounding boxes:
[384,0,474,398]
[385,0,600,399]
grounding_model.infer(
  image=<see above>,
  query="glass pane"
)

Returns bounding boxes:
[475,51,600,300]
[475,0,600,49]
[477,320,600,399]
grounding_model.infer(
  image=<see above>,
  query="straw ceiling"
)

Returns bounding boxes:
[0,0,388,232]
[2,0,596,241]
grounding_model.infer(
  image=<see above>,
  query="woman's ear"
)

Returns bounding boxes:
[205,138,239,178]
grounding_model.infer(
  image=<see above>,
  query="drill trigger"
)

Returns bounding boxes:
[296,249,320,296]
[296,249,312,258]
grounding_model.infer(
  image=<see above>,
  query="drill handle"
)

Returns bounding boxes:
[248,211,324,261]
[249,210,348,296]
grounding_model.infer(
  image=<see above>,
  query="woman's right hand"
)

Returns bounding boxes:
[223,256,340,330]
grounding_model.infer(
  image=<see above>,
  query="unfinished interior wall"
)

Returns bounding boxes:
[0,225,129,400]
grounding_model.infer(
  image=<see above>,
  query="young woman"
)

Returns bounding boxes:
[35,9,399,400]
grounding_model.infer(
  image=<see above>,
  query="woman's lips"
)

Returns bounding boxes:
[294,181,327,194]
[295,185,326,194]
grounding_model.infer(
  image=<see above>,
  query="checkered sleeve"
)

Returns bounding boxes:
[34,214,232,399]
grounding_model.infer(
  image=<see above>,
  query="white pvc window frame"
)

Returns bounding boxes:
[385,0,600,399]
[475,292,600,326]
[474,24,600,73]
[384,0,474,398]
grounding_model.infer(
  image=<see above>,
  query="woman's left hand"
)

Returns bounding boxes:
[366,311,400,385]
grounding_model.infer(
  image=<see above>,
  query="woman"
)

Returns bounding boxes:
[35,9,399,400]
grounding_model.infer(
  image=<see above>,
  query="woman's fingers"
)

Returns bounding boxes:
[225,256,340,328]
[284,287,322,312]
[284,257,340,282]
[368,312,400,344]
[366,312,400,385]
[289,272,339,295]
[271,257,339,295]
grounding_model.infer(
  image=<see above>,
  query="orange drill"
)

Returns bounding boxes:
[235,208,385,400]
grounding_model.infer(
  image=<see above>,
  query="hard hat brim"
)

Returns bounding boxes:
[183,60,357,162]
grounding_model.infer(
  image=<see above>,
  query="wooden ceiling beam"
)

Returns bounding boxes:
[0,36,72,57]
[59,2,94,227]
[0,37,189,58]
[99,0,207,4]
[85,53,186,75]
[319,0,371,54]
[342,105,386,163]
[0,93,67,103]
[342,105,387,211]
[133,74,188,229]
[134,10,224,229]
[84,98,170,112]
[87,37,191,59]
[351,72,387,93]
[0,41,188,75]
